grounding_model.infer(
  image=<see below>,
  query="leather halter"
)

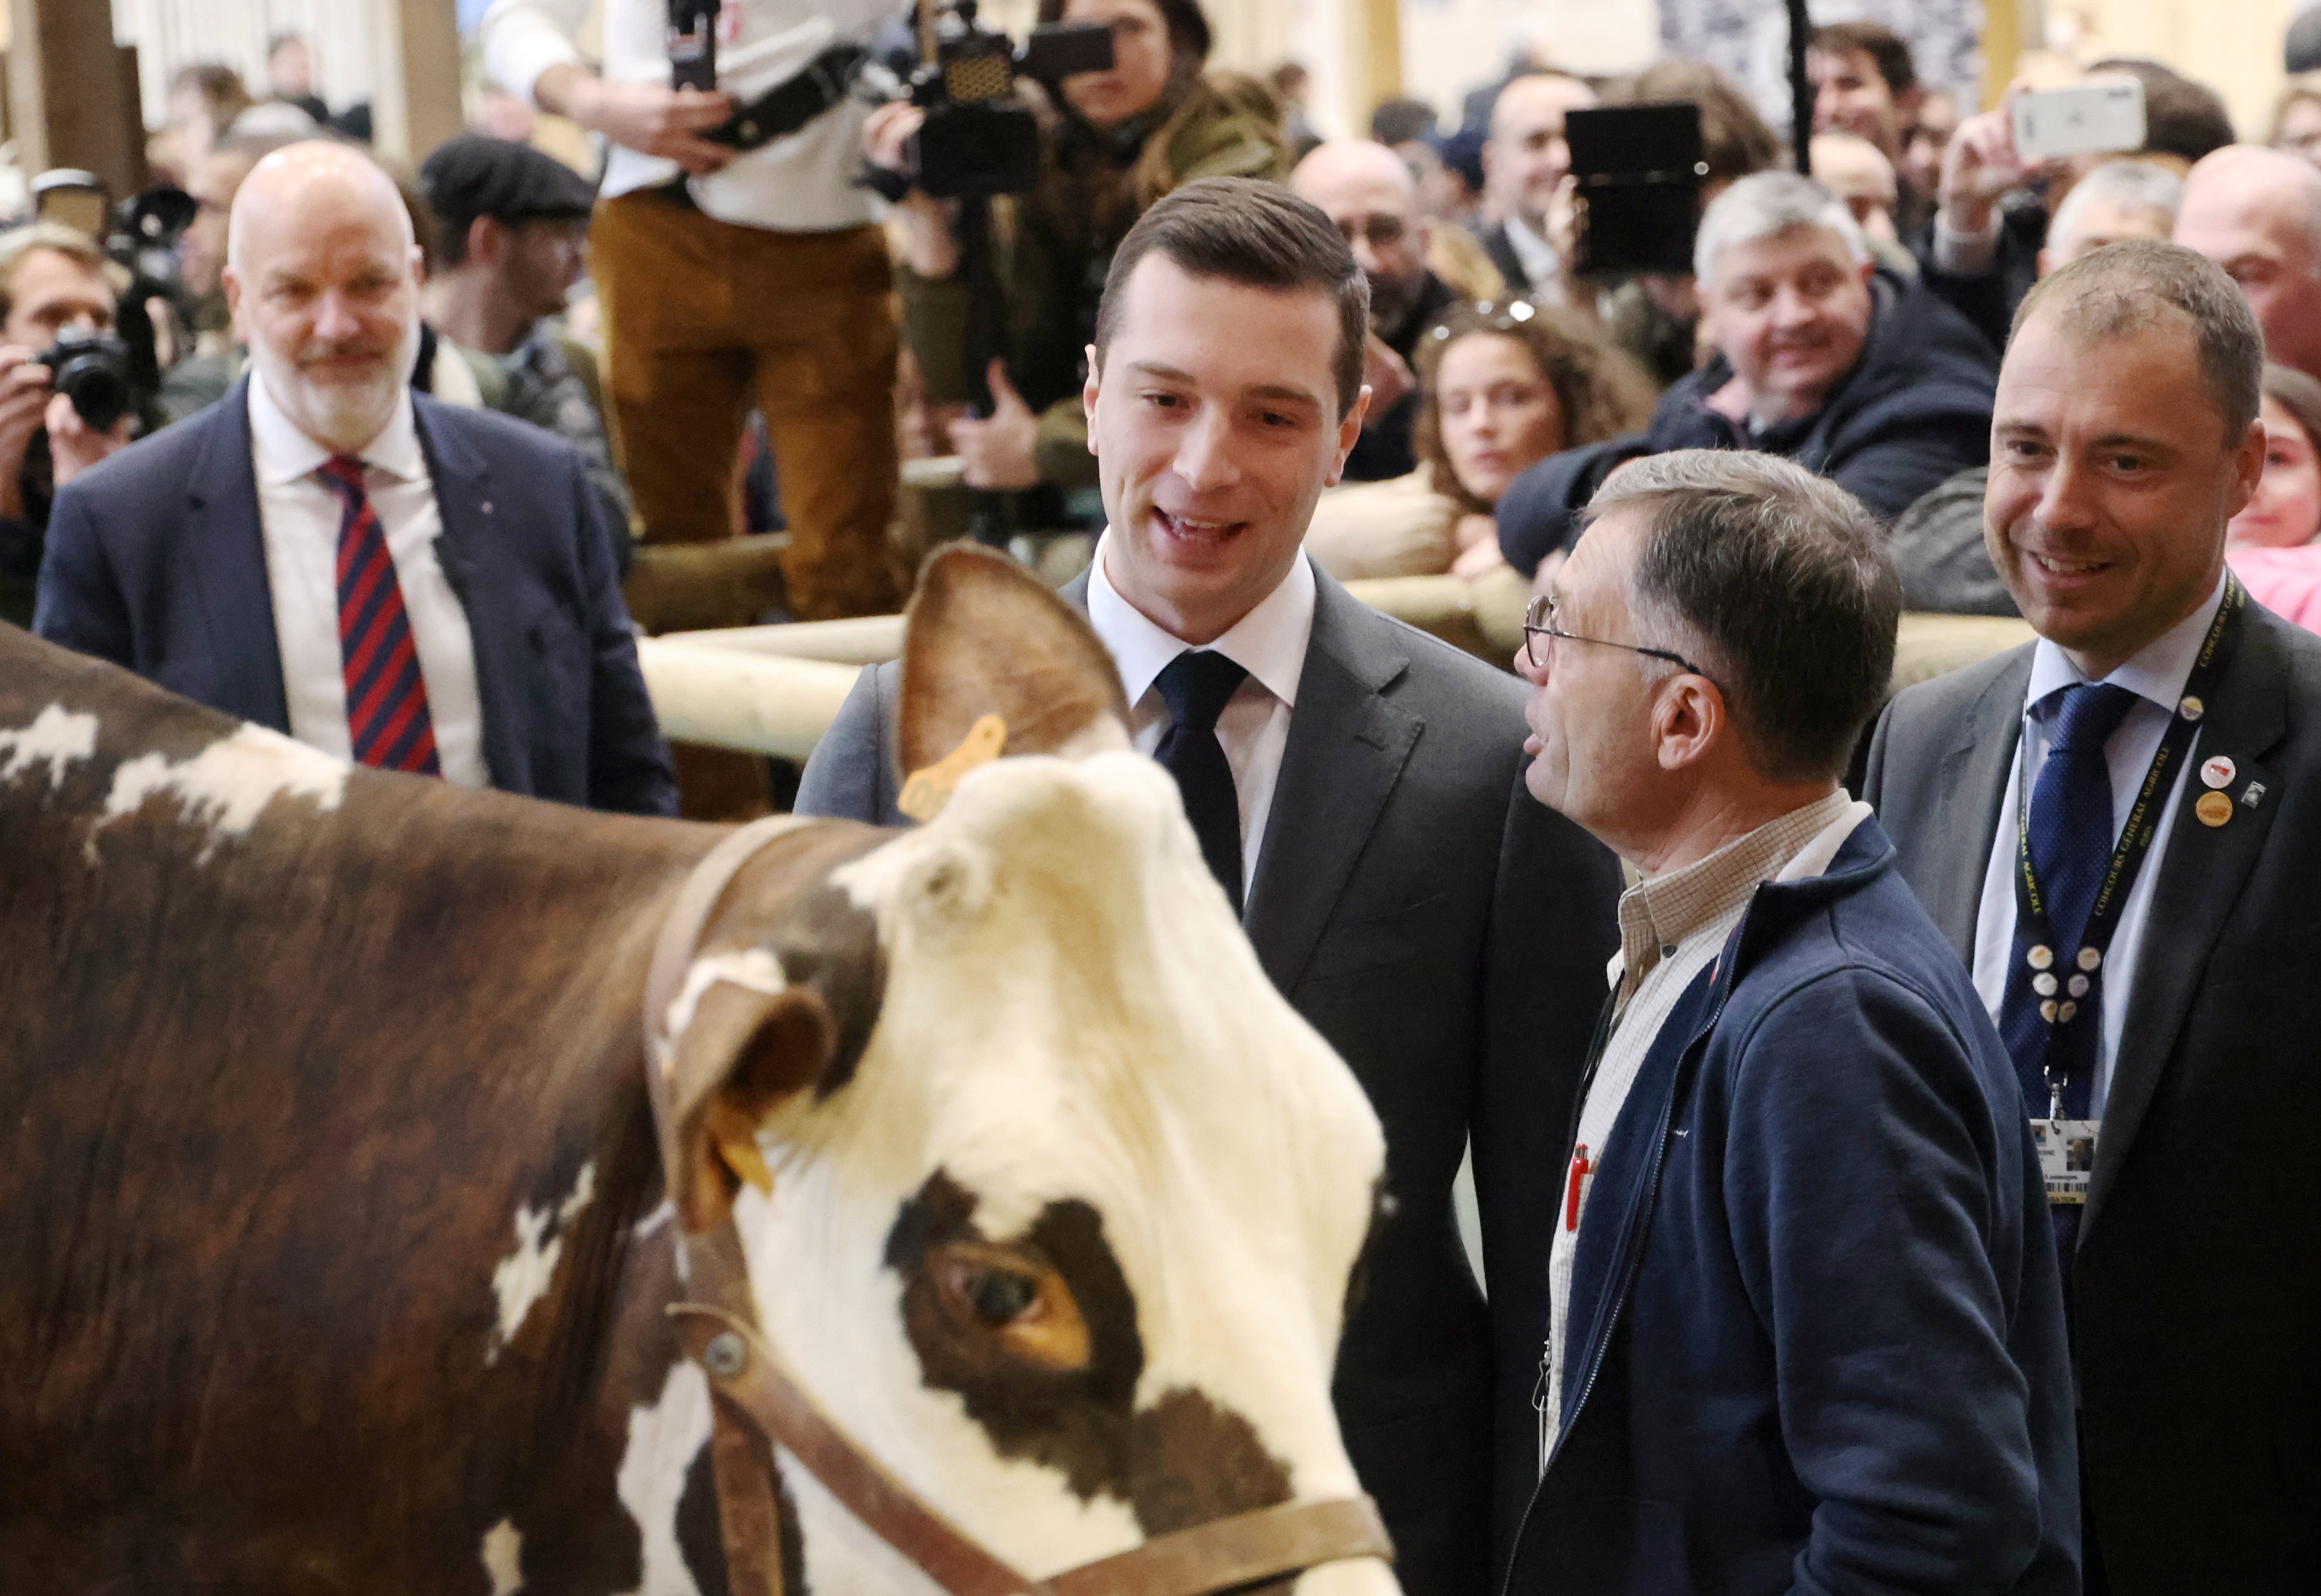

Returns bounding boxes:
[641,814,1397,1596]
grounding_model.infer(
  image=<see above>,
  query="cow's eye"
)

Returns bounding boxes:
[929,1241,1091,1371]
[966,1267,1039,1324]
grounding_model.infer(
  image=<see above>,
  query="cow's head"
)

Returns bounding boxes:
[658,549,1398,1595]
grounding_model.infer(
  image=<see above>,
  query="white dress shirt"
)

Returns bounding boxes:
[1970,578,2225,1115]
[479,0,883,231]
[248,370,489,788]
[1538,792,1869,1465]
[1085,533,1317,905]
[1501,213,1567,305]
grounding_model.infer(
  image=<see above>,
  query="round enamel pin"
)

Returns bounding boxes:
[2201,755,2236,789]
[2077,947,2102,971]
[2028,944,2055,970]
[2196,790,2234,827]
[2179,695,2206,721]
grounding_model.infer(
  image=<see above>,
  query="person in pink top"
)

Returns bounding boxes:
[2227,362,2321,629]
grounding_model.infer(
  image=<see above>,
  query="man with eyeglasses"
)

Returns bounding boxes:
[1502,447,2078,1595]
[1292,140,1459,482]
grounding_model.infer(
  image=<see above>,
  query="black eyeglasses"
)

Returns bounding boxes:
[1523,594,1720,685]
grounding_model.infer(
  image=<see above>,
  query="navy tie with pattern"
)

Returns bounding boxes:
[1154,649,1250,914]
[1999,681,2140,1118]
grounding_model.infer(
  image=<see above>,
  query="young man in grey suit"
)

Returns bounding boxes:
[797,177,1621,1594]
[1863,239,2321,1592]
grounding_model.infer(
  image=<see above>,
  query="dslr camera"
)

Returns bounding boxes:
[34,328,136,434]
[868,0,1115,198]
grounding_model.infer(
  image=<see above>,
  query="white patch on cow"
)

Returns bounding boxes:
[93,723,346,858]
[742,750,1390,1585]
[0,704,98,790]
[485,1161,596,1365]
[633,1198,676,1241]
[616,1358,713,1596]
[656,949,787,1073]
[480,1517,523,1596]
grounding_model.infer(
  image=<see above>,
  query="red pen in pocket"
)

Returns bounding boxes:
[1564,1144,1592,1232]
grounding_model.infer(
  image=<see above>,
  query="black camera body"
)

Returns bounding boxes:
[36,329,136,434]
[901,0,1113,198]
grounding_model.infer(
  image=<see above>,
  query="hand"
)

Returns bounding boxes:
[563,73,737,174]
[0,347,52,522]
[947,360,1044,490]
[862,101,924,174]
[1449,514,1507,581]
[46,392,131,487]
[1939,89,2049,236]
[1361,332,1414,420]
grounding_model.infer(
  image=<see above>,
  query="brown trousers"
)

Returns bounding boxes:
[591,191,902,620]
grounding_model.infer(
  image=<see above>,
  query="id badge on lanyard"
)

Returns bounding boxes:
[2011,575,2245,1201]
[2032,1117,2100,1205]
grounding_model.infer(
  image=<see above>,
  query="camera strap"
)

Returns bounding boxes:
[714,42,869,150]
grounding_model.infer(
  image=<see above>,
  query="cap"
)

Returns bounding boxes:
[419,134,596,239]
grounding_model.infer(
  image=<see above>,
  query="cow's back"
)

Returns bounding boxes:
[0,627,715,1592]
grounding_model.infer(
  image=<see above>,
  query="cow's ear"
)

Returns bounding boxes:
[897,544,1131,794]
[664,981,835,1234]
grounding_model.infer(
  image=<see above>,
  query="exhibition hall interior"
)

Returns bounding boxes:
[2,0,2315,1593]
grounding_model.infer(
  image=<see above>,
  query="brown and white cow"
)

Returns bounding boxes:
[0,550,1400,1596]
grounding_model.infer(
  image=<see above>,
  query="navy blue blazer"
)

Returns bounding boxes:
[1503,817,2079,1596]
[32,379,675,816]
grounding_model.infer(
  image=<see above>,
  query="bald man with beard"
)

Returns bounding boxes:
[1292,139,1459,481]
[35,141,675,815]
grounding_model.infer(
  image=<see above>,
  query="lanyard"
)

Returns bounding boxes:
[2011,574,2246,1112]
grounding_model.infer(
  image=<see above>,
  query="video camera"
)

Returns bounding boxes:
[869,0,1115,199]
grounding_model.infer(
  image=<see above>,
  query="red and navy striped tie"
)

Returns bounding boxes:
[316,453,441,775]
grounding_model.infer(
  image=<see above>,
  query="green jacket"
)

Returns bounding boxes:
[898,78,1287,489]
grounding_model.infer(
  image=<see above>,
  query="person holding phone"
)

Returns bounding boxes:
[1921,61,2233,353]
[1497,172,1997,583]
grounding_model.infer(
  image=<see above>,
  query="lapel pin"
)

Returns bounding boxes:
[2201,755,2236,788]
[2196,790,2234,827]
[2179,694,2206,721]
[2242,781,2267,809]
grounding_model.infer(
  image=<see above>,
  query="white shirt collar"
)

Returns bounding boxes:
[1085,531,1316,711]
[247,365,427,488]
[2023,574,2228,717]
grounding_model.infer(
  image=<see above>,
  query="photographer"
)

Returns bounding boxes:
[480,0,903,622]
[0,223,135,627]
[863,0,1285,494]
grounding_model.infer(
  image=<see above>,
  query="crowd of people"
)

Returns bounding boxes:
[8,1,2321,1591]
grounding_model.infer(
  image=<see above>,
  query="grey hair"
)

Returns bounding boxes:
[1577,449,1900,784]
[2011,238,2264,444]
[1693,170,1870,286]
[2048,159,2185,256]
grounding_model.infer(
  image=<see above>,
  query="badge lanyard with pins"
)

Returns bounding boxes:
[2013,574,2247,1125]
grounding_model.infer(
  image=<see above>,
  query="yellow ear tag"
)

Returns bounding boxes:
[707,1098,774,1196]
[898,713,1008,822]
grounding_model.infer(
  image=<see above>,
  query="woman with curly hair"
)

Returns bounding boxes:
[1304,298,1658,580]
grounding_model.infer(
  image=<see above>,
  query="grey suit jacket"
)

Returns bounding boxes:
[1861,602,2321,1593]
[797,562,1622,1595]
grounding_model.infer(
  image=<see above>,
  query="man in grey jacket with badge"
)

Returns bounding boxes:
[1864,238,2321,1593]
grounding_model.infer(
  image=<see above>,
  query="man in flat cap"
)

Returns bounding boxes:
[420,134,632,561]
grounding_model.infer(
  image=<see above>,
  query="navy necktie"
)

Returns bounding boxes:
[1999,681,2140,1119]
[1154,649,1250,913]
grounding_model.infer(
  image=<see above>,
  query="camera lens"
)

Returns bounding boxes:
[56,352,130,433]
